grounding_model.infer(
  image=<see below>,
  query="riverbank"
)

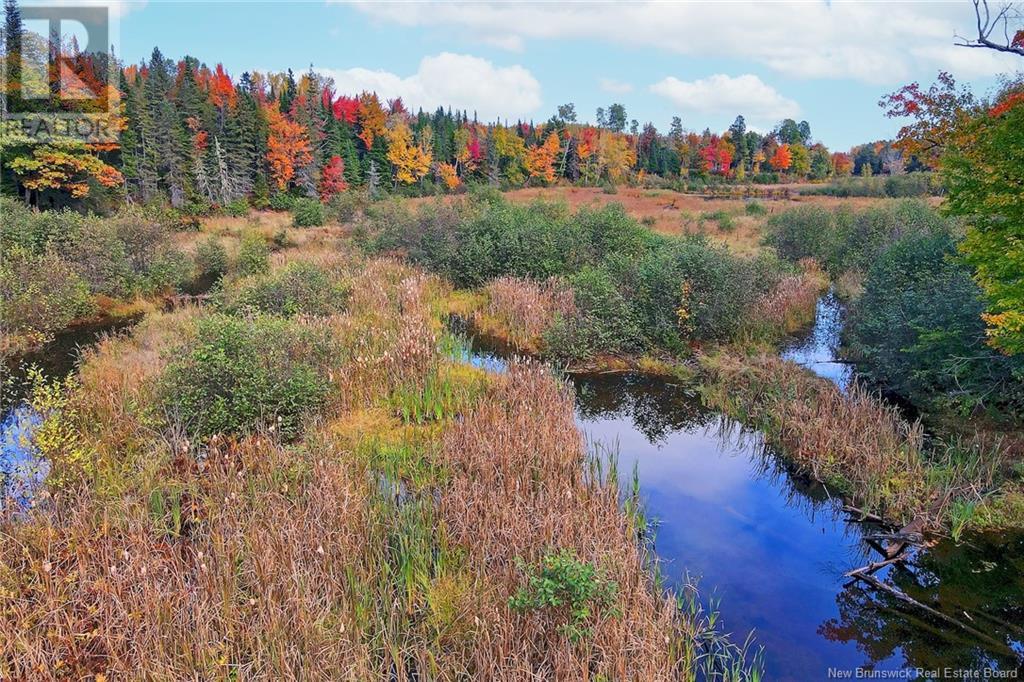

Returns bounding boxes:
[0,253,760,679]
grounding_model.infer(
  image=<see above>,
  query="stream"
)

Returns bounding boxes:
[461,295,1024,680]
[4,299,1023,679]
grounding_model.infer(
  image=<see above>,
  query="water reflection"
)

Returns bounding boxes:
[781,289,854,391]
[571,373,1024,680]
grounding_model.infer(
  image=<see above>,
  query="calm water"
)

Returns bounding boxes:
[781,288,854,391]
[572,373,1024,679]
[458,302,1024,679]
[1,317,139,502]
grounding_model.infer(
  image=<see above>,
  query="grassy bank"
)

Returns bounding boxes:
[699,352,1021,534]
[1,249,759,679]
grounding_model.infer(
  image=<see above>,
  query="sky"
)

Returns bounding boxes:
[104,0,1023,150]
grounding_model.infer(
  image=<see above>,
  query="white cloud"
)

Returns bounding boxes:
[599,78,633,94]
[650,74,799,126]
[346,1,1015,84]
[321,52,541,121]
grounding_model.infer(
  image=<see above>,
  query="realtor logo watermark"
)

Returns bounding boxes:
[2,2,119,143]
[828,668,1019,680]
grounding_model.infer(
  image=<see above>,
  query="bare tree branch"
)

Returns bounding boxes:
[954,0,1024,56]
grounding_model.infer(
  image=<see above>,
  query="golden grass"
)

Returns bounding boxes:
[1,251,752,679]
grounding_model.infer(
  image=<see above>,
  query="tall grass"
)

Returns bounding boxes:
[1,251,759,679]
[699,353,1011,529]
[473,276,576,353]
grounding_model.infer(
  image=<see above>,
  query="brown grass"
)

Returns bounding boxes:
[699,353,1011,529]
[751,259,829,334]
[1,252,751,679]
[472,276,575,353]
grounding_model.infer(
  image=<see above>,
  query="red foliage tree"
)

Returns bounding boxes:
[319,155,348,201]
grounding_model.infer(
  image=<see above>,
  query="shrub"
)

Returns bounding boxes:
[0,247,93,340]
[268,193,297,211]
[509,548,619,643]
[235,232,270,277]
[744,200,767,216]
[195,236,228,279]
[160,314,331,440]
[846,230,1024,417]
[328,190,367,224]
[600,182,618,195]
[292,198,325,227]
[224,198,249,217]
[765,200,950,274]
[219,261,349,317]
[546,265,644,360]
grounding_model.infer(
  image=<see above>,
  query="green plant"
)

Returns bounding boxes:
[195,236,228,279]
[235,232,270,277]
[292,198,325,227]
[0,247,94,340]
[224,198,250,217]
[160,314,331,440]
[219,261,348,317]
[268,192,297,211]
[744,200,767,216]
[509,548,619,643]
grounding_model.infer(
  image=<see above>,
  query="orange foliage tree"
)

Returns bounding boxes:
[437,162,460,190]
[356,92,387,150]
[770,144,792,171]
[265,105,312,190]
[525,132,561,183]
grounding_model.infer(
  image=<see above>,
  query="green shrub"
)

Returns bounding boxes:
[224,198,249,217]
[328,190,367,224]
[765,200,949,274]
[600,182,618,195]
[846,230,1024,417]
[546,265,644,360]
[509,548,619,643]
[219,261,348,317]
[268,193,296,211]
[0,247,93,338]
[744,200,767,216]
[235,232,270,277]
[160,314,332,440]
[292,198,325,227]
[195,236,228,279]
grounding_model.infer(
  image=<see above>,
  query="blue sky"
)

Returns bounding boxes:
[112,1,1021,150]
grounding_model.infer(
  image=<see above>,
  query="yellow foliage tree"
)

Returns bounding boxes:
[386,122,432,184]
[597,132,636,184]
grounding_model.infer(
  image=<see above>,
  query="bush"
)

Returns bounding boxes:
[235,232,270,277]
[327,190,367,224]
[160,314,332,440]
[292,198,325,227]
[802,173,940,199]
[509,548,619,643]
[765,200,950,274]
[0,247,93,339]
[224,198,249,217]
[546,265,645,360]
[268,193,297,211]
[195,236,229,279]
[218,261,349,317]
[846,231,1024,417]
[744,200,767,216]
[368,195,651,288]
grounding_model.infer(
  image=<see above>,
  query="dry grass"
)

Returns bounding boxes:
[751,259,829,334]
[699,353,1011,529]
[1,251,756,679]
[473,277,576,353]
